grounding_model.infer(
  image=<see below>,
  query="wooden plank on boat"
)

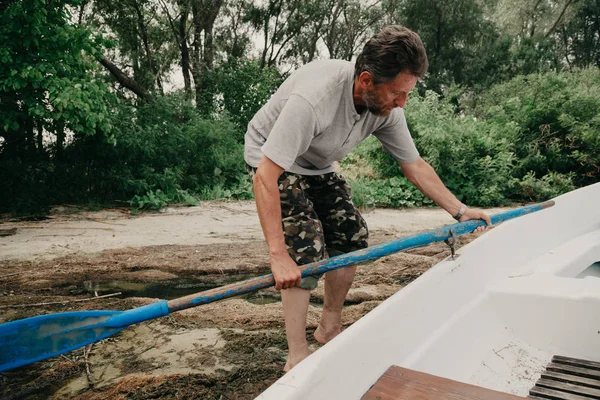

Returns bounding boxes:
[529,386,593,400]
[546,363,600,381]
[529,355,600,400]
[361,365,527,400]
[553,356,600,372]
[541,371,600,390]
[536,378,600,398]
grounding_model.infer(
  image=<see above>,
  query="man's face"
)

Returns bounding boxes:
[361,72,418,117]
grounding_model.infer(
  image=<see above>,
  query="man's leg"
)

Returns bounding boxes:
[314,262,357,344]
[262,170,327,371]
[310,172,369,344]
[281,287,311,371]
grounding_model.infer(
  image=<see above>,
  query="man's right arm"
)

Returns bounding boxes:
[253,155,302,290]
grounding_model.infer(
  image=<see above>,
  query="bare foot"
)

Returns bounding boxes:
[283,349,311,372]
[313,325,342,345]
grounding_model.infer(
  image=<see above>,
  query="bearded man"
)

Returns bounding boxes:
[244,25,491,371]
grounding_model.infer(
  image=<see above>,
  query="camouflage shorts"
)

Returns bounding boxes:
[247,164,369,290]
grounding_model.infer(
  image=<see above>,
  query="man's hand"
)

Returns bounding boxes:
[459,208,492,233]
[270,252,302,290]
[400,158,492,234]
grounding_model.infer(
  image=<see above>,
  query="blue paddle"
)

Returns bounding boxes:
[0,201,554,372]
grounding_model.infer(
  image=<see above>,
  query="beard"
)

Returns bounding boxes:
[361,87,391,117]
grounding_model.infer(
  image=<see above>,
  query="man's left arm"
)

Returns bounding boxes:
[400,157,492,227]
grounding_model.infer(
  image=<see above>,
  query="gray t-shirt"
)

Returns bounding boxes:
[244,59,419,175]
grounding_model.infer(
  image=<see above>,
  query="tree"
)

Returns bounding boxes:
[93,0,175,96]
[388,0,500,91]
[323,0,387,61]
[214,0,253,61]
[245,0,310,68]
[559,0,600,68]
[190,0,224,106]
[0,0,113,156]
[493,0,577,38]
[0,0,114,211]
[158,0,195,97]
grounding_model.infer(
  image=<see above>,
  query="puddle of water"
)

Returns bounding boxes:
[80,274,256,300]
[244,292,281,305]
[244,291,323,308]
[64,275,326,307]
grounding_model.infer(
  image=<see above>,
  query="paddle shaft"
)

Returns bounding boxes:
[167,200,554,313]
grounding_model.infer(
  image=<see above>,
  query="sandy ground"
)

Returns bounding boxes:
[0,201,509,400]
[0,201,507,262]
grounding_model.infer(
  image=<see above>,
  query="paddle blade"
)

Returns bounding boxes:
[0,310,123,372]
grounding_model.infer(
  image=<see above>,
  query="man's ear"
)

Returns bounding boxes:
[358,71,374,88]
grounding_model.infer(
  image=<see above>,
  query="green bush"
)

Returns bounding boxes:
[518,171,576,202]
[198,60,282,140]
[0,94,254,213]
[344,68,599,208]
[130,188,199,210]
[343,92,520,207]
[470,68,600,189]
[348,176,433,209]
[0,0,114,213]
[406,92,521,206]
[88,95,251,202]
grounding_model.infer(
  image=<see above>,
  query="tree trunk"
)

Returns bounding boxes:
[204,21,214,70]
[545,0,575,38]
[36,122,44,157]
[528,0,544,37]
[78,0,88,25]
[306,16,325,63]
[179,5,192,98]
[189,0,224,108]
[25,115,35,157]
[99,56,155,102]
[133,0,163,94]
[55,120,65,160]
[435,0,445,59]
[191,1,203,107]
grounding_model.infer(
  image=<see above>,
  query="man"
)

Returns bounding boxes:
[244,25,491,372]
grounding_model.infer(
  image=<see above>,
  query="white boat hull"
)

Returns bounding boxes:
[257,183,600,399]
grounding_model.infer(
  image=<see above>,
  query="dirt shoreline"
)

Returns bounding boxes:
[0,201,508,399]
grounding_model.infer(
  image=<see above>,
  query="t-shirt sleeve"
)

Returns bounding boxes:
[260,94,319,170]
[372,109,420,164]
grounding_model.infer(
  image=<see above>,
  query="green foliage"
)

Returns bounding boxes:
[91,95,250,202]
[0,0,115,213]
[2,0,598,215]
[342,93,520,207]
[395,0,499,92]
[340,136,433,208]
[563,0,600,68]
[406,92,521,206]
[198,174,254,201]
[130,188,199,210]
[348,176,433,209]
[0,91,253,213]
[518,171,576,202]
[199,60,282,138]
[0,0,113,139]
[343,68,599,208]
[470,68,600,189]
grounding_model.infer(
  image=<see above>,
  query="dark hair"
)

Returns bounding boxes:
[355,25,428,84]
